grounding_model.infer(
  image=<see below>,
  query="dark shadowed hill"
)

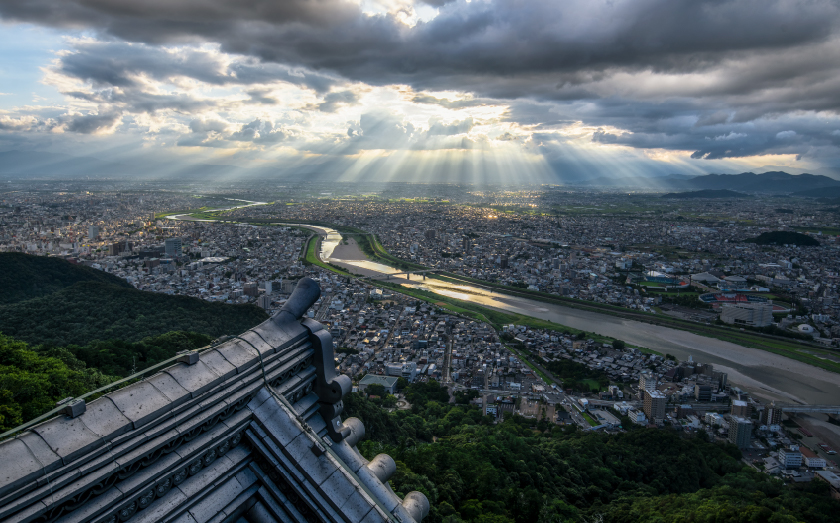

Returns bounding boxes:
[680,171,840,193]
[662,189,749,199]
[0,252,132,304]
[745,231,820,247]
[0,281,268,346]
[793,186,840,198]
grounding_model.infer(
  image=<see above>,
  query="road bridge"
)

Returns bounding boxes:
[361,269,442,281]
[777,404,840,415]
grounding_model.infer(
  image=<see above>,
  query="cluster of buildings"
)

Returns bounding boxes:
[258,195,840,345]
[2,182,838,487]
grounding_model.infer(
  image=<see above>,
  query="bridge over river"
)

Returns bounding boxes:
[173,221,840,408]
[298,225,840,406]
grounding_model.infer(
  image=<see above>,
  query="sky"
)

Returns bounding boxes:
[2,0,840,184]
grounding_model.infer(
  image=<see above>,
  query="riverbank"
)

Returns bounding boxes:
[300,224,840,406]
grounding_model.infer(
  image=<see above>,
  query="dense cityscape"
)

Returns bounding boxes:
[2,180,839,505]
[4,1,840,521]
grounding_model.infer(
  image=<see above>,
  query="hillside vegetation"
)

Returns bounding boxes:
[344,381,839,523]
[0,333,118,431]
[0,252,132,304]
[0,281,268,347]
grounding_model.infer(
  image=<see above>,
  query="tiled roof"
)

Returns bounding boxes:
[0,278,428,523]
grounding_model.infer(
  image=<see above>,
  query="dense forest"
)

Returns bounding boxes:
[0,281,268,346]
[0,254,270,430]
[344,381,839,523]
[0,252,132,304]
[0,253,267,346]
[0,333,118,431]
[0,331,215,431]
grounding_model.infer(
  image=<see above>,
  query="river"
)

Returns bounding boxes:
[165,198,268,222]
[307,225,840,406]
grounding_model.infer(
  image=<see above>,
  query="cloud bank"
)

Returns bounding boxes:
[1,0,840,179]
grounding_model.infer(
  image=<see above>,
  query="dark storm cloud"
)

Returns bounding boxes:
[411,94,491,109]
[55,41,340,93]
[3,0,837,94]
[4,0,840,168]
[316,90,361,113]
[589,115,840,160]
[63,86,219,115]
[63,111,122,134]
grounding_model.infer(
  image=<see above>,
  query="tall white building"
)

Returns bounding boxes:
[87,225,99,240]
[639,373,657,392]
[629,409,647,425]
[779,446,802,469]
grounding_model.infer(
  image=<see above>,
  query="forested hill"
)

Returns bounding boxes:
[0,281,268,346]
[745,230,821,247]
[343,382,839,523]
[0,252,132,304]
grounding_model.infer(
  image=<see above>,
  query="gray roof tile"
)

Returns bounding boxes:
[284,433,337,487]
[32,415,102,464]
[128,487,187,523]
[250,397,301,448]
[164,360,222,399]
[0,437,53,497]
[79,397,132,439]
[53,486,123,523]
[109,381,174,430]
[146,373,191,407]
[214,341,258,373]
[199,350,237,381]
[188,475,244,522]
[238,329,282,355]
[320,468,362,511]
[175,454,235,498]
[339,487,379,522]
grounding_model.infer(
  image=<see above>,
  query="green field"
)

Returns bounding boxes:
[579,379,603,392]
[581,411,599,427]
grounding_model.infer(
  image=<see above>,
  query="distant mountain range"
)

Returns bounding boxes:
[579,171,840,193]
[661,189,750,199]
[2,149,840,192]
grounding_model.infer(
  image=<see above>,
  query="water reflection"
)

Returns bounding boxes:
[304,226,840,404]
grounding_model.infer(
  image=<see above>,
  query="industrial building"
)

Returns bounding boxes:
[720,302,774,327]
[778,446,803,469]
